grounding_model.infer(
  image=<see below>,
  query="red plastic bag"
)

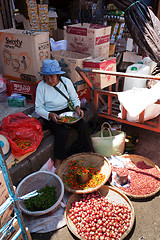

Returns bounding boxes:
[0,112,43,157]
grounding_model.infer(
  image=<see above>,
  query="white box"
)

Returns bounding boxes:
[0,29,50,82]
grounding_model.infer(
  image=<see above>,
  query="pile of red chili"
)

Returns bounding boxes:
[68,191,132,240]
[62,160,105,190]
[15,139,31,150]
[112,159,160,196]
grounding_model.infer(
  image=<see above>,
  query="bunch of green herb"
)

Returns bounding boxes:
[24,185,57,211]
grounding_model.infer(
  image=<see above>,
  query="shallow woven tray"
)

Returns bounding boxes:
[56,152,111,194]
[110,154,160,199]
[65,185,135,240]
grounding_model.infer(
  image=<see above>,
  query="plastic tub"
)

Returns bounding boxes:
[123,63,150,91]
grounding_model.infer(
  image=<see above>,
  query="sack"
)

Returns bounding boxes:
[0,112,43,157]
[68,98,75,111]
[91,122,126,157]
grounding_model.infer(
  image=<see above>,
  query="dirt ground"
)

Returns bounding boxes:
[31,124,160,240]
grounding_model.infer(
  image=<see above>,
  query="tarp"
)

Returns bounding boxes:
[112,0,160,75]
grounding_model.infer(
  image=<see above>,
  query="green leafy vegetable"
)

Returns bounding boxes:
[24,185,57,211]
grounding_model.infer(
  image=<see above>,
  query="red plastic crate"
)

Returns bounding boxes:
[6,79,37,104]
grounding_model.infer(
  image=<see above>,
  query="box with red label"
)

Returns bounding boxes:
[7,79,37,103]
[77,87,90,103]
[84,57,116,89]
[0,29,50,82]
[66,23,111,58]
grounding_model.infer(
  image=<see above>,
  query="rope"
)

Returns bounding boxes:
[125,1,144,15]
[0,190,39,215]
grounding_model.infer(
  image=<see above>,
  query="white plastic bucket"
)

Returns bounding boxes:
[123,63,150,91]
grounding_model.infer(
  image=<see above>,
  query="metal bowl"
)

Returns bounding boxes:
[16,171,64,216]
[58,111,83,124]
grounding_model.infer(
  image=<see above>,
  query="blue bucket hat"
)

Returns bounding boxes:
[39,59,65,75]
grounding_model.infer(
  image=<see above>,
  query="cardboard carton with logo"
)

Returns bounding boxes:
[51,50,91,91]
[66,23,111,58]
[0,29,50,82]
[84,57,116,89]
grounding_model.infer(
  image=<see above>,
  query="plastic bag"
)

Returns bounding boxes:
[39,158,56,173]
[0,112,43,157]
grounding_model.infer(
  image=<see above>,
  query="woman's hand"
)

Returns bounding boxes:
[49,112,60,123]
[76,106,84,117]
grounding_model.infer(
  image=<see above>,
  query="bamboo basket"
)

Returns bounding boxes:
[56,152,111,194]
[65,185,135,240]
[110,154,160,199]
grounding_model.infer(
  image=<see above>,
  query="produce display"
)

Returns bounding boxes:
[110,155,160,198]
[68,191,132,240]
[62,160,105,190]
[24,185,57,211]
[59,115,78,123]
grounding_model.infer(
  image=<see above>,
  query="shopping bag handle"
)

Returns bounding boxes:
[101,122,112,137]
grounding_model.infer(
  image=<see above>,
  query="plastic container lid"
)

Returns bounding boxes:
[131,67,137,71]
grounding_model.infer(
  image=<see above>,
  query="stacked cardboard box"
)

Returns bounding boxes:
[84,57,116,89]
[38,4,49,32]
[49,9,58,36]
[51,50,91,91]
[66,23,111,58]
[26,0,40,30]
[0,29,50,82]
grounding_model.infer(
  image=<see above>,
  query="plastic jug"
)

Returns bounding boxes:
[123,63,150,91]
[141,57,157,73]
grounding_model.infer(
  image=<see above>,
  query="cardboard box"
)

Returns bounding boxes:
[6,79,37,103]
[51,28,66,41]
[122,51,143,63]
[66,23,111,58]
[84,57,116,89]
[115,38,133,53]
[51,50,91,90]
[0,29,50,82]
[7,219,32,240]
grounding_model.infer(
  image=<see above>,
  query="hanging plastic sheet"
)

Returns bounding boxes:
[112,0,160,75]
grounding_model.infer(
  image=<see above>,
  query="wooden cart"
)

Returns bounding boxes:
[76,67,160,133]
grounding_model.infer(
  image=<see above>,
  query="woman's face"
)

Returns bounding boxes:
[45,74,60,86]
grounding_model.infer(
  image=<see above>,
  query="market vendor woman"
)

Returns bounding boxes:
[35,59,94,167]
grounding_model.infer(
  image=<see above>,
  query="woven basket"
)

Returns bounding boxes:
[16,171,64,216]
[65,185,135,240]
[110,154,160,199]
[56,152,111,194]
